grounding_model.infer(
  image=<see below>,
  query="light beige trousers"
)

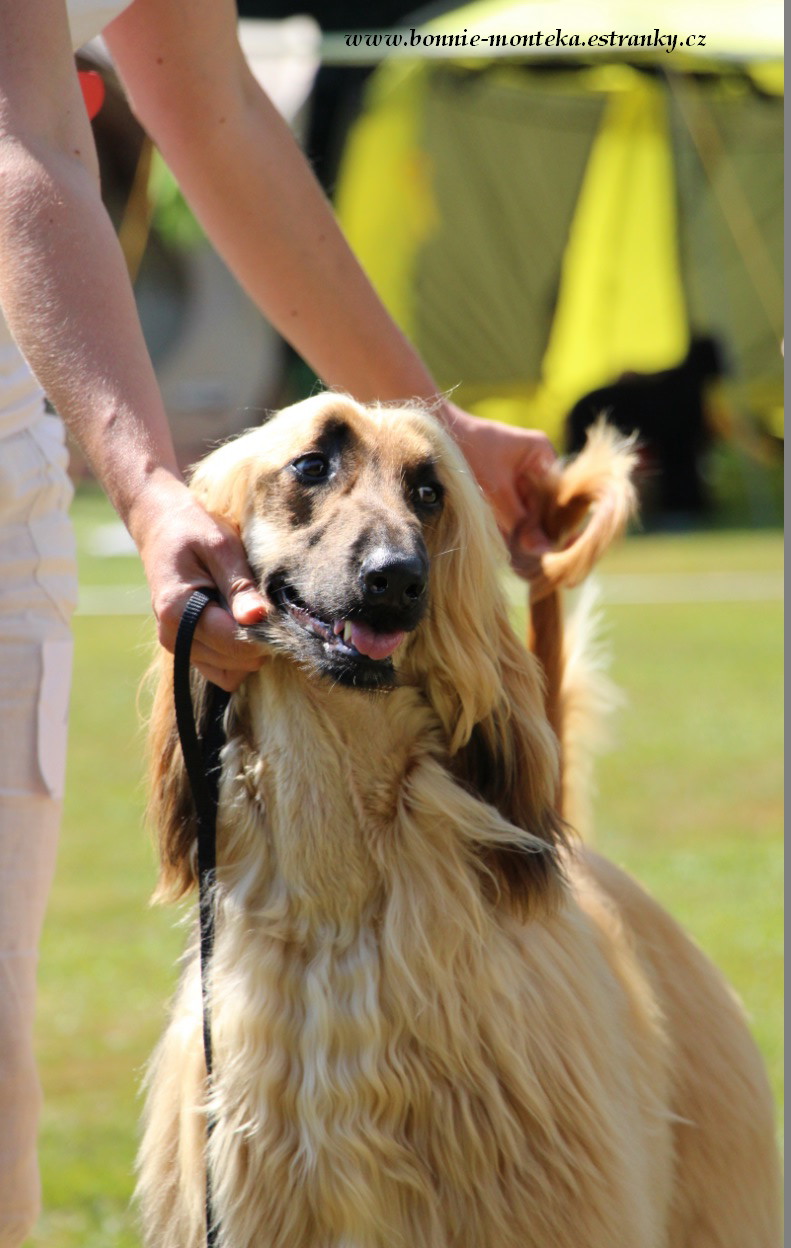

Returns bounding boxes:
[0,416,77,1247]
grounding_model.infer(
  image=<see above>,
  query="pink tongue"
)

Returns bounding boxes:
[349,620,405,660]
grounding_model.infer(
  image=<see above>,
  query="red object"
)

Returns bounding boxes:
[78,69,105,120]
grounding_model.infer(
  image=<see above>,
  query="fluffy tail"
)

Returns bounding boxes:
[522,422,638,827]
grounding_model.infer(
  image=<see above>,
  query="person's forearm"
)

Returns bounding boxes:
[0,139,183,538]
[121,66,446,412]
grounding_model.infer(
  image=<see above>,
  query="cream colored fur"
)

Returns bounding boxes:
[557,582,624,839]
[139,395,780,1248]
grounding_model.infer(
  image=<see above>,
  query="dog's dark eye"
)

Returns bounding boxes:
[292,454,329,482]
[415,482,443,508]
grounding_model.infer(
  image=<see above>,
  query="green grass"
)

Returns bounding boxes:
[24,491,783,1247]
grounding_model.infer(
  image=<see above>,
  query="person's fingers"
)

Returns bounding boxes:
[515,435,558,504]
[198,526,268,627]
[507,433,558,559]
[524,431,557,472]
[507,508,552,582]
[514,520,553,556]
[503,435,558,580]
[187,628,265,676]
[149,526,268,657]
[153,588,266,668]
[228,581,269,627]
[192,660,246,693]
[511,478,552,551]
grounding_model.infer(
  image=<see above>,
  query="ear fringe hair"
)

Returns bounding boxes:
[403,426,568,917]
[525,421,638,805]
[145,648,209,904]
[143,427,272,904]
[559,582,624,841]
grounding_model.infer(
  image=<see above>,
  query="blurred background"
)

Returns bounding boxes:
[73,0,783,524]
[29,2,782,1244]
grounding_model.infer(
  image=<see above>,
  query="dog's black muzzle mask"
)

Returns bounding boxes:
[251,539,430,691]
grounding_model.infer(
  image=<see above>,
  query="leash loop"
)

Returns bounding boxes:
[173,588,230,1248]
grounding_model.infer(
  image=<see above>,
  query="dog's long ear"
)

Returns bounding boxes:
[145,649,209,902]
[404,439,566,917]
[144,438,261,903]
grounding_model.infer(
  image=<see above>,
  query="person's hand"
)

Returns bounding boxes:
[128,472,268,691]
[443,402,558,570]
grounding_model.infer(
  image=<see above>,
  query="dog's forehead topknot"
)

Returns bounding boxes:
[267,395,445,465]
[189,394,465,526]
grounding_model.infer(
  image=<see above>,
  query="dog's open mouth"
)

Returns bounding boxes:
[270,584,407,683]
[285,601,405,661]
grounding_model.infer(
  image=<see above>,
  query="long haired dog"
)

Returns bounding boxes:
[141,394,779,1248]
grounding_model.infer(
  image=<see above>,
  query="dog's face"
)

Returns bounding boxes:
[193,395,452,690]
[156,393,566,907]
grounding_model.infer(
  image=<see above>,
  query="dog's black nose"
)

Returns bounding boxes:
[360,551,427,609]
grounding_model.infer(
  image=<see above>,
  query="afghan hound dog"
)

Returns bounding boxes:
[140,393,780,1248]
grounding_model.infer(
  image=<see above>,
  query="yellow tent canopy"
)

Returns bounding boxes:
[336,0,783,443]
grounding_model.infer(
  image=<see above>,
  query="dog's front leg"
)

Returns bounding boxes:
[137,962,209,1248]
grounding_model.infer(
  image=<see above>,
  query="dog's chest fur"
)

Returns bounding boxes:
[194,665,672,1248]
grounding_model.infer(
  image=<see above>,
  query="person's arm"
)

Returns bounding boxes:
[0,0,553,698]
[104,0,556,543]
[0,0,267,689]
[107,0,439,405]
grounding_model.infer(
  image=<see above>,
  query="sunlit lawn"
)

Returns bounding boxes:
[25,490,783,1247]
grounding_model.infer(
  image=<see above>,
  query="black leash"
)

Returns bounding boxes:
[173,588,231,1248]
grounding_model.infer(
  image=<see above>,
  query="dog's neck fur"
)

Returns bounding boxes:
[220,656,447,931]
[196,652,643,1248]
[207,654,577,1245]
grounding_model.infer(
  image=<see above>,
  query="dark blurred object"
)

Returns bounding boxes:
[565,337,727,516]
[237,0,419,20]
[76,51,147,228]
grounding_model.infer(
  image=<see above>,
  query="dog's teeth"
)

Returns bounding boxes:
[333,619,345,636]
[343,621,353,643]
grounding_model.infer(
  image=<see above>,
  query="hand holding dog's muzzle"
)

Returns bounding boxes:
[132,474,270,691]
